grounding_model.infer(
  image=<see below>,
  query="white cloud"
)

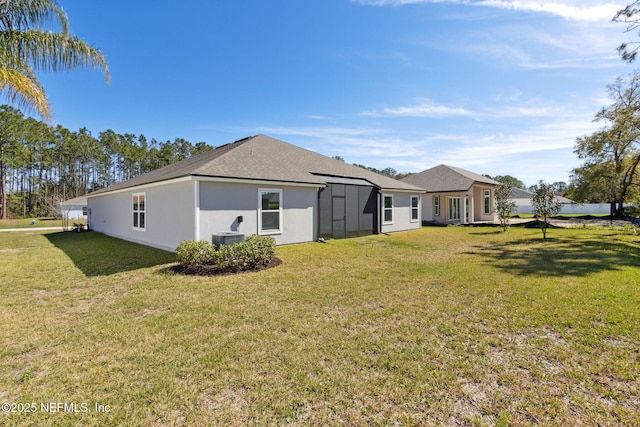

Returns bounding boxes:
[361,100,475,118]
[476,1,620,22]
[352,0,621,22]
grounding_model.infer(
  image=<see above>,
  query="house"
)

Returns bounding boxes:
[58,196,88,220]
[400,164,499,224]
[87,135,425,251]
[509,188,610,215]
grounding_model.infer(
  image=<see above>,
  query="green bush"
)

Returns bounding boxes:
[175,240,216,266]
[175,235,276,272]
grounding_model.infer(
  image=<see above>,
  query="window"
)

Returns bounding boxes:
[484,189,491,214]
[383,194,393,224]
[259,189,282,234]
[410,195,420,222]
[82,206,88,216]
[434,195,440,216]
[448,197,460,221]
[133,193,146,230]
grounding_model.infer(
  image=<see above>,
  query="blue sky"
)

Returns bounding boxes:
[37,0,633,187]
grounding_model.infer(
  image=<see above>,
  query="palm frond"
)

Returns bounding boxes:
[0,0,69,33]
[0,63,51,119]
[0,30,110,83]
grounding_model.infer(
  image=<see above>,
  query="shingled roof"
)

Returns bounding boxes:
[400,164,499,192]
[90,134,424,195]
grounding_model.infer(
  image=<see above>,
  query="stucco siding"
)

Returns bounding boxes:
[60,206,86,220]
[198,181,317,245]
[88,180,195,251]
[472,185,497,222]
[380,193,422,234]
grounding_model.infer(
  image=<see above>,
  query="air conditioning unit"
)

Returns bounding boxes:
[212,232,245,249]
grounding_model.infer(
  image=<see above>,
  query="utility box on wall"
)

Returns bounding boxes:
[212,232,245,249]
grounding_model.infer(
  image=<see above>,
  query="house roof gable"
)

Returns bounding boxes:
[400,164,499,192]
[90,134,424,195]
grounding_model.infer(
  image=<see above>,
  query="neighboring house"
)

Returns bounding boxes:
[400,164,499,225]
[58,196,88,220]
[87,135,425,251]
[509,188,612,215]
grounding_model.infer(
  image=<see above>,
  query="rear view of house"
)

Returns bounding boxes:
[87,135,425,251]
[401,164,498,225]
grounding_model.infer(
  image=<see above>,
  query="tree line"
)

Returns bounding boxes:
[0,105,212,218]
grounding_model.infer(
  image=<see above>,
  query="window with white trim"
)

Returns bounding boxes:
[484,189,491,214]
[383,194,393,224]
[259,189,282,234]
[410,195,420,222]
[133,192,146,230]
[448,197,460,221]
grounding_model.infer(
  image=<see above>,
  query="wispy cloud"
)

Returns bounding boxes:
[361,100,475,118]
[352,0,621,22]
[359,96,587,120]
[245,90,604,185]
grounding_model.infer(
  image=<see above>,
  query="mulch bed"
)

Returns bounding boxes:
[170,257,282,277]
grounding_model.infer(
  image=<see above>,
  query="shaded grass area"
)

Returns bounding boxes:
[1,228,639,426]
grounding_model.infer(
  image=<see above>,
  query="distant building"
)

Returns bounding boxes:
[58,196,88,220]
[401,165,499,225]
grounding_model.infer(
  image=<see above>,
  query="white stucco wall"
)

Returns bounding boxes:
[59,206,86,220]
[198,181,318,245]
[88,179,195,252]
[515,200,616,215]
[380,192,422,234]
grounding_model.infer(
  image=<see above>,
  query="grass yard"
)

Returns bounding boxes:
[0,218,64,229]
[0,226,638,426]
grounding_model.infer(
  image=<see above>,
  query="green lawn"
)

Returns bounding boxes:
[1,227,638,426]
[0,218,65,229]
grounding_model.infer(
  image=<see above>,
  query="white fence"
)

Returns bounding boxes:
[515,202,615,215]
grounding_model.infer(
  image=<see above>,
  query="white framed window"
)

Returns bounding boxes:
[410,195,420,222]
[448,197,461,221]
[484,189,491,214]
[434,195,440,216]
[259,188,282,234]
[132,192,146,231]
[382,194,393,224]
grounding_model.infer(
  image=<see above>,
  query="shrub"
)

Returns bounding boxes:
[175,235,276,272]
[175,240,216,266]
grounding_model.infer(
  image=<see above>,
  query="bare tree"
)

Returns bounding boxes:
[615,1,640,62]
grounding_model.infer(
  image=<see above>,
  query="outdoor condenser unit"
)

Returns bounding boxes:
[212,232,245,249]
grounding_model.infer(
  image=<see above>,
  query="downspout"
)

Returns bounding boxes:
[194,179,200,241]
[317,186,322,240]
[377,192,381,234]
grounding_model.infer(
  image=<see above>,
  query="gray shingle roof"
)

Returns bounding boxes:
[90,134,424,195]
[59,195,88,206]
[510,187,532,199]
[511,187,574,204]
[400,164,499,192]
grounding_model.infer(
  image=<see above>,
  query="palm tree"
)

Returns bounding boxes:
[0,0,109,219]
[0,0,110,120]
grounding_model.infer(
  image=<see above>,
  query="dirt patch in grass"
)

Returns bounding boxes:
[0,248,22,253]
[169,257,282,276]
